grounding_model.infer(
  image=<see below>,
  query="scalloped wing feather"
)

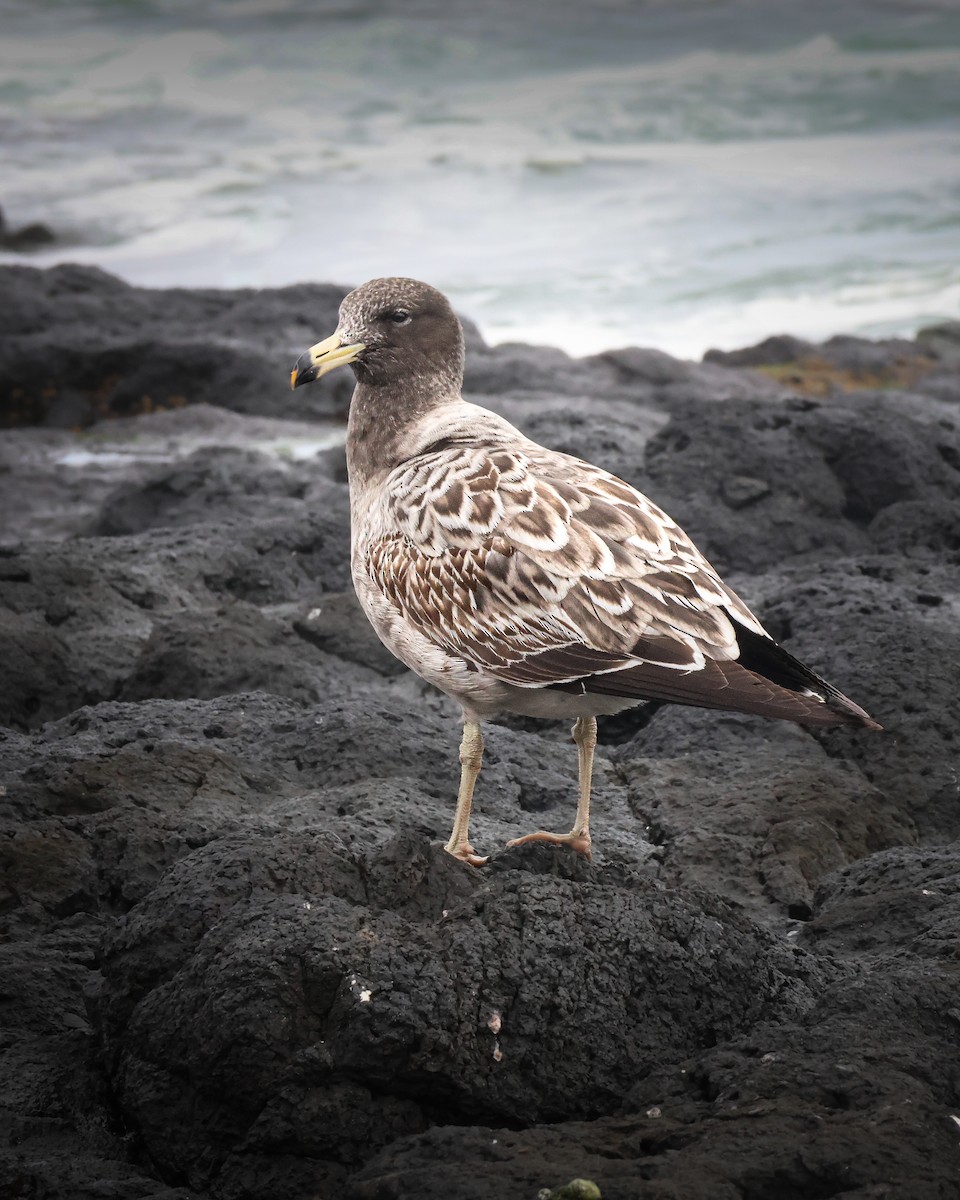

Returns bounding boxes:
[357,421,879,728]
[367,443,764,682]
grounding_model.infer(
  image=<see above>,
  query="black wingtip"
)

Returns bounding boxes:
[733,622,881,730]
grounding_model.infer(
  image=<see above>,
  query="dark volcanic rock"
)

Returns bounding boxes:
[292,590,408,677]
[351,1072,960,1199]
[465,338,785,411]
[0,605,85,729]
[645,395,863,573]
[2,265,958,1200]
[0,497,353,728]
[0,405,347,545]
[704,332,815,368]
[0,263,352,427]
[705,328,942,399]
[96,832,827,1193]
[643,390,960,574]
[0,204,56,251]
[804,842,960,959]
[465,340,621,396]
[91,446,336,537]
[869,497,960,557]
[616,709,915,923]
[3,691,636,865]
[751,555,960,840]
[118,601,381,705]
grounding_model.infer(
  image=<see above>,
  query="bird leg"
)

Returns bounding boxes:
[444,720,488,866]
[506,715,596,860]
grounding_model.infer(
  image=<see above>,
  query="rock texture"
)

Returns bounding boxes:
[2,265,959,1200]
[0,264,351,427]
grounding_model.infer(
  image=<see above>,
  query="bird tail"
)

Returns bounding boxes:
[552,623,882,730]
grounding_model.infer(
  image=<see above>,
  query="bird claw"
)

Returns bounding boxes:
[443,841,489,867]
[505,829,593,860]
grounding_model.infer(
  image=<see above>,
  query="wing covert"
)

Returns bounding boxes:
[364,443,769,692]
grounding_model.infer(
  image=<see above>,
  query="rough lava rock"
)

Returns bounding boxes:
[96,832,831,1193]
[2,264,959,1200]
[0,263,352,427]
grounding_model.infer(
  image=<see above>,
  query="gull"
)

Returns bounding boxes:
[292,278,880,866]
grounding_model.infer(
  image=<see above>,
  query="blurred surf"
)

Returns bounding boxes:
[1,0,957,356]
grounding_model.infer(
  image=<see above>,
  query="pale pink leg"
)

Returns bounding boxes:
[506,716,596,860]
[444,720,488,866]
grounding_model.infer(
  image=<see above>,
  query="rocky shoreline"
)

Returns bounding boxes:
[2,264,959,1199]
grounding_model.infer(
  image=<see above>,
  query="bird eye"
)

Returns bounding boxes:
[384,310,411,325]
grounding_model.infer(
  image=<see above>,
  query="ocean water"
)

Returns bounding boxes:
[1,0,958,357]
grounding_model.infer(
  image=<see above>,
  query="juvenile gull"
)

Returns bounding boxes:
[291,278,880,866]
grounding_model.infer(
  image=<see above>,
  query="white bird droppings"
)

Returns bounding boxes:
[348,975,373,1003]
[488,1010,503,1061]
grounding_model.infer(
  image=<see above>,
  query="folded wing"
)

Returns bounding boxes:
[365,442,879,729]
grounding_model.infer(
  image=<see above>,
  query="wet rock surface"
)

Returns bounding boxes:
[2,264,959,1199]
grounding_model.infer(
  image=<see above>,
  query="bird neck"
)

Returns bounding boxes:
[346,374,461,482]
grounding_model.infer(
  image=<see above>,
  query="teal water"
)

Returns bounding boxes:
[1,0,958,356]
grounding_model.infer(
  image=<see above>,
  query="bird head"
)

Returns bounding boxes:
[290,276,465,392]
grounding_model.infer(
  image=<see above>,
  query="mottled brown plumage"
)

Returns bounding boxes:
[292,277,880,865]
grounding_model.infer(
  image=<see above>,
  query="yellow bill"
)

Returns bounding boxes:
[290,331,366,389]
